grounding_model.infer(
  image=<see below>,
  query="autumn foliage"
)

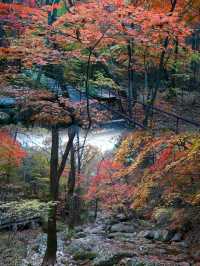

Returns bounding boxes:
[85,131,200,214]
[0,131,27,178]
[85,159,135,213]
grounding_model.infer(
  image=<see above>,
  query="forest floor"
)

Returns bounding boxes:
[1,212,199,266]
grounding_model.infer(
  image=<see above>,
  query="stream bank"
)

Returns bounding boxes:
[20,213,198,266]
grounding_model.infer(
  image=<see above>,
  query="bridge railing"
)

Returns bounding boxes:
[68,86,200,133]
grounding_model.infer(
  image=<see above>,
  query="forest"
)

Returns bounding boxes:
[0,0,200,265]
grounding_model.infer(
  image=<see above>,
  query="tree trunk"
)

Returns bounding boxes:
[94,199,98,220]
[42,127,59,266]
[85,50,92,127]
[127,40,135,118]
[67,144,76,230]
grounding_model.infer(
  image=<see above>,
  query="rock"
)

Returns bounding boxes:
[84,224,106,235]
[119,256,191,266]
[168,196,187,208]
[153,208,174,225]
[92,251,135,266]
[110,223,136,233]
[0,97,16,108]
[109,232,137,241]
[75,232,87,238]
[0,112,11,124]
[119,257,174,266]
[138,230,154,239]
[68,234,135,266]
[171,233,182,242]
[192,247,200,262]
[178,241,189,248]
[138,229,175,242]
[73,251,97,261]
[67,235,100,258]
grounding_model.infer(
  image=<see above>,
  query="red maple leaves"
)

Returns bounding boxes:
[85,159,134,212]
[0,130,27,168]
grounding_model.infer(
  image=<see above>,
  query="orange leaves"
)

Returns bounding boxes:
[120,131,200,209]
[0,131,27,168]
[0,2,46,23]
[150,145,173,173]
[85,159,134,212]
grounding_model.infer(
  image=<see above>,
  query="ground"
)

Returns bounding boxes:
[2,212,199,266]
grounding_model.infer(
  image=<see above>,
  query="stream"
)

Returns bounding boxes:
[17,125,127,154]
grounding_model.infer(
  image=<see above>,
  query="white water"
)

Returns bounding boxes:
[17,126,126,153]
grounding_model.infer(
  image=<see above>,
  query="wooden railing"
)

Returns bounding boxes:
[67,86,200,133]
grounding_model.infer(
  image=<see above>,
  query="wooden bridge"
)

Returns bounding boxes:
[67,86,200,133]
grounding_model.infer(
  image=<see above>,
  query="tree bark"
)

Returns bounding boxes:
[42,127,59,266]
[127,40,136,118]
[42,126,76,265]
[67,143,76,230]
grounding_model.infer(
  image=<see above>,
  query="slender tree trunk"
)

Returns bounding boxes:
[127,40,136,118]
[94,199,98,220]
[171,38,179,88]
[67,144,76,230]
[85,50,92,127]
[42,127,59,266]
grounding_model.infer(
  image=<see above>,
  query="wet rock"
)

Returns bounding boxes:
[0,97,16,108]
[178,241,189,248]
[93,253,135,266]
[109,232,137,241]
[84,224,106,235]
[68,234,136,266]
[138,230,154,239]
[171,232,182,242]
[0,112,11,124]
[192,248,200,262]
[75,231,87,238]
[67,235,101,258]
[119,257,171,266]
[154,229,174,242]
[110,223,136,233]
[140,229,175,242]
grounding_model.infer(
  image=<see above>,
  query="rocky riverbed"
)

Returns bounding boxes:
[20,214,200,266]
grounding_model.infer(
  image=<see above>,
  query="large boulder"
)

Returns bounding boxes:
[138,229,175,242]
[109,232,137,241]
[110,222,137,233]
[0,97,16,108]
[67,234,135,266]
[0,112,11,124]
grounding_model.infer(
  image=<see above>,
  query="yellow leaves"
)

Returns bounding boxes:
[132,179,157,209]
[115,131,152,163]
[114,131,200,210]
[191,193,200,206]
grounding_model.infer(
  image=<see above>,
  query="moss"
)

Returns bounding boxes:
[153,207,174,225]
[73,251,97,261]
